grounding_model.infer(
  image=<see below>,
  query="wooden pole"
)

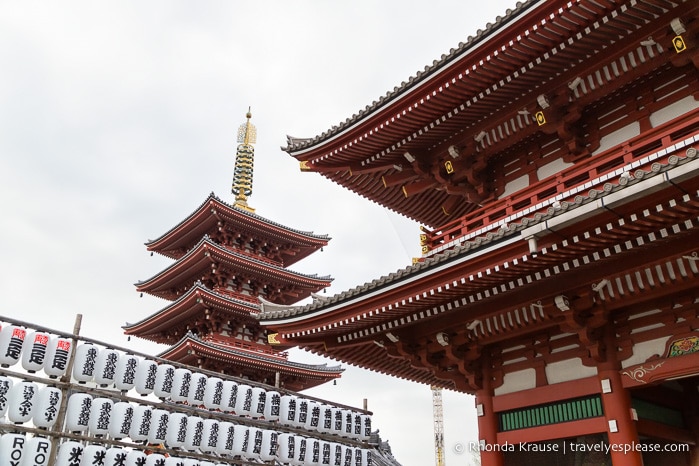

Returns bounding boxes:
[47,313,82,465]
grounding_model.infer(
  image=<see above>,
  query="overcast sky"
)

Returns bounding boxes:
[0,2,519,465]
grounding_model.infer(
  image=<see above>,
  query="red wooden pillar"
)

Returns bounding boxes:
[598,326,643,466]
[475,358,505,466]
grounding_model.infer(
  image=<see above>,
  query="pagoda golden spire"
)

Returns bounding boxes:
[232,108,257,211]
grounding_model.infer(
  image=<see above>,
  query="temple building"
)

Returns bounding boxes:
[125,111,343,391]
[259,1,699,465]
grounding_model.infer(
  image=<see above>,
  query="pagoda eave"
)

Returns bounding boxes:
[159,335,343,391]
[136,237,333,303]
[124,284,261,342]
[146,193,330,266]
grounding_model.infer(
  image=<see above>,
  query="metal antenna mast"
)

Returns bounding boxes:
[432,386,446,466]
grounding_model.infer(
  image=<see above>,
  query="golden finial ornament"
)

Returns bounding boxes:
[232,108,257,211]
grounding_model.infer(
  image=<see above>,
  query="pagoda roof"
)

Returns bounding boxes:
[159,332,343,391]
[259,147,699,390]
[146,193,330,265]
[123,282,261,341]
[284,0,698,227]
[136,236,333,304]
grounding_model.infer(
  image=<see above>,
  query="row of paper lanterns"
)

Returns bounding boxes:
[0,324,372,436]
[0,325,73,377]
[0,383,372,461]
[63,393,368,459]
[0,433,373,466]
[0,324,373,440]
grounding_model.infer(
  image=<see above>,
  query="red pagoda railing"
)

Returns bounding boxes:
[423,109,699,254]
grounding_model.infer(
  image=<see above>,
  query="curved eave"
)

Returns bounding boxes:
[135,237,333,300]
[261,152,699,339]
[284,0,544,158]
[146,193,330,264]
[284,0,697,227]
[123,284,260,338]
[159,334,344,379]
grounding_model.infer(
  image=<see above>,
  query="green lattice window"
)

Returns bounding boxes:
[631,398,685,428]
[499,395,604,432]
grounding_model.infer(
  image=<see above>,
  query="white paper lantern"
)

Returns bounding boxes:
[7,381,38,424]
[263,390,281,421]
[340,409,353,437]
[55,440,83,466]
[341,445,354,466]
[306,401,321,431]
[165,412,188,449]
[356,448,370,466]
[353,413,362,439]
[296,398,309,426]
[234,384,253,416]
[44,337,72,379]
[249,387,266,419]
[148,409,170,444]
[320,441,332,466]
[20,436,51,466]
[79,445,106,466]
[259,430,278,462]
[219,380,238,412]
[200,419,220,453]
[114,354,139,392]
[0,376,13,418]
[94,348,119,387]
[184,416,204,451]
[32,385,62,429]
[294,436,309,466]
[180,459,199,466]
[359,414,371,440]
[230,424,249,457]
[0,326,27,367]
[104,448,127,466]
[319,404,333,434]
[21,332,50,373]
[145,453,166,466]
[0,433,25,465]
[153,363,175,399]
[279,394,298,426]
[215,421,235,456]
[187,372,207,407]
[277,433,295,463]
[170,368,192,403]
[330,407,343,435]
[203,376,223,410]
[65,393,92,432]
[134,360,158,396]
[124,450,146,466]
[72,344,98,383]
[245,427,263,459]
[307,438,321,466]
[108,402,133,439]
[88,397,113,436]
[164,457,186,466]
[330,442,343,466]
[129,405,153,442]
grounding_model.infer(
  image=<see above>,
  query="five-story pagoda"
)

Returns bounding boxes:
[125,110,342,391]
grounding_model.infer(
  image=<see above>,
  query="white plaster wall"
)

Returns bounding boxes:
[500,174,529,199]
[494,368,537,396]
[650,95,699,128]
[593,122,640,156]
[545,358,598,384]
[537,158,574,181]
[620,336,671,369]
